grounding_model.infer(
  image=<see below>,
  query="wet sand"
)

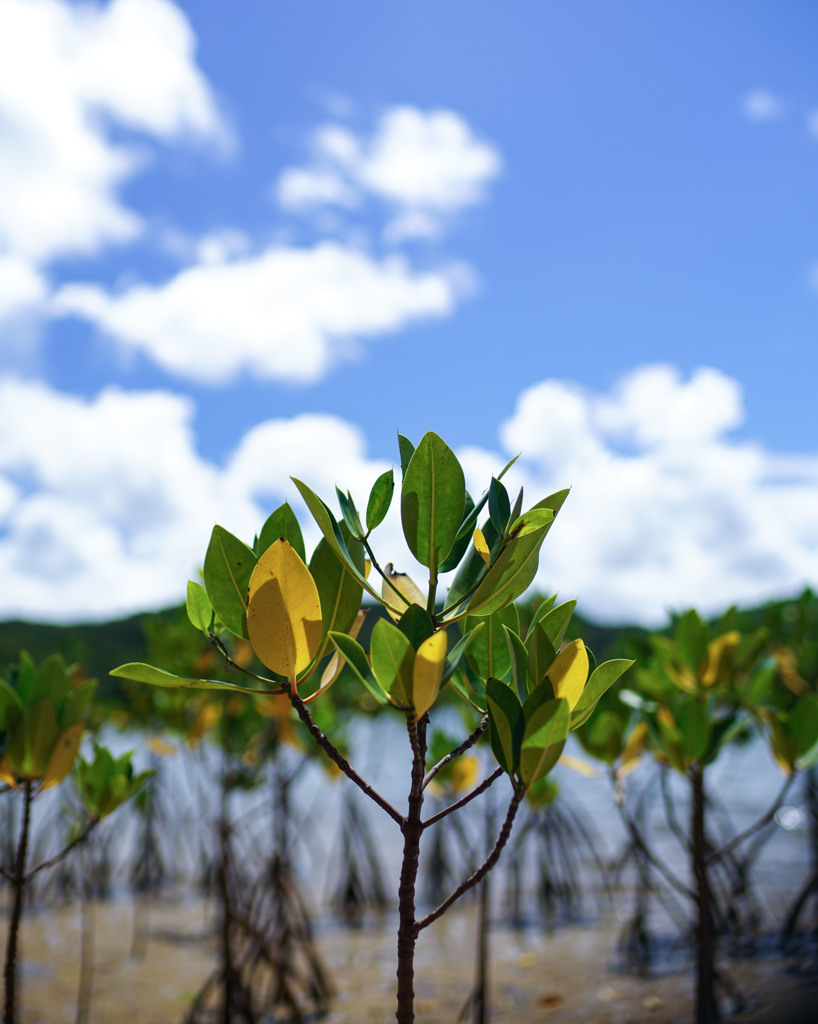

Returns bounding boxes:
[7,894,817,1024]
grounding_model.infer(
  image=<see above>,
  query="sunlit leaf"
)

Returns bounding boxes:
[371,618,415,706]
[473,528,491,565]
[382,565,427,621]
[401,431,466,570]
[329,632,389,705]
[186,580,213,633]
[366,469,395,531]
[203,525,257,639]
[546,639,588,710]
[247,539,323,682]
[412,631,448,719]
[110,662,283,696]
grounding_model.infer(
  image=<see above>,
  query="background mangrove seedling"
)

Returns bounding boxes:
[0,652,149,1024]
[112,430,633,1023]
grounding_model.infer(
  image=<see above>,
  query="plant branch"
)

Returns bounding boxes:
[207,633,289,691]
[415,782,524,933]
[661,765,691,853]
[707,772,795,867]
[288,692,404,826]
[611,768,695,902]
[422,767,504,829]
[24,818,98,883]
[423,717,489,790]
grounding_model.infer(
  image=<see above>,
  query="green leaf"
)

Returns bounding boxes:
[203,525,257,639]
[370,618,415,705]
[572,659,634,724]
[109,663,283,696]
[486,678,524,776]
[336,487,365,539]
[257,503,306,563]
[520,697,570,787]
[488,477,511,534]
[401,431,466,570]
[677,609,708,674]
[439,492,476,573]
[535,600,577,651]
[32,654,68,705]
[366,470,395,531]
[441,623,485,685]
[526,622,557,689]
[292,477,387,608]
[443,518,499,615]
[398,433,415,479]
[0,678,23,728]
[680,699,710,762]
[503,626,531,701]
[328,632,389,705]
[467,507,555,617]
[309,531,365,653]
[397,604,436,649]
[186,580,214,633]
[464,605,519,681]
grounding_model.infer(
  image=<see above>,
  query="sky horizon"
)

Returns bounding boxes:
[1,0,817,628]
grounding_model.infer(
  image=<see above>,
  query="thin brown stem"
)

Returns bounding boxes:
[415,783,524,933]
[422,717,489,790]
[422,768,504,829]
[3,781,33,1024]
[706,772,795,867]
[288,692,403,826]
[25,818,98,883]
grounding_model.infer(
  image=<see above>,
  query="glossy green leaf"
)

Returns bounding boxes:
[443,518,499,615]
[571,659,634,724]
[503,626,530,701]
[336,487,365,539]
[186,580,213,633]
[310,528,365,653]
[520,697,569,786]
[439,492,476,572]
[464,605,518,680]
[397,604,436,649]
[370,618,415,705]
[526,622,557,688]
[257,503,306,563]
[397,433,415,479]
[488,477,511,534]
[534,599,577,651]
[203,525,257,639]
[366,470,395,531]
[441,623,485,685]
[401,431,466,570]
[328,632,389,705]
[467,507,554,617]
[292,477,388,608]
[486,678,523,776]
[110,663,284,696]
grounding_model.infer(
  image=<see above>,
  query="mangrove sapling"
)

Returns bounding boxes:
[616,609,816,1024]
[0,651,149,1024]
[112,430,633,1022]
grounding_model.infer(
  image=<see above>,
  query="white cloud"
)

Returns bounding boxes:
[0,0,228,264]
[3,365,817,626]
[0,256,48,323]
[53,242,474,384]
[741,88,785,122]
[275,106,501,239]
[497,365,818,625]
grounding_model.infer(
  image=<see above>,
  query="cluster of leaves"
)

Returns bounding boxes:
[114,431,631,795]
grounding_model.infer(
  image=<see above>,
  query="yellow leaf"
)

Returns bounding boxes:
[382,564,426,622]
[412,631,448,720]
[774,648,808,696]
[557,753,598,777]
[546,639,588,710]
[700,631,741,688]
[0,753,19,789]
[247,538,323,683]
[40,721,85,791]
[147,736,176,757]
[450,754,479,793]
[620,721,647,768]
[473,528,490,565]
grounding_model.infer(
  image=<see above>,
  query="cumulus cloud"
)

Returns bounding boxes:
[275,106,501,239]
[0,0,228,265]
[52,242,474,384]
[741,88,785,122]
[0,256,48,324]
[3,365,817,625]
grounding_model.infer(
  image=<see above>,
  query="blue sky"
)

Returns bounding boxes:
[1,0,817,625]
